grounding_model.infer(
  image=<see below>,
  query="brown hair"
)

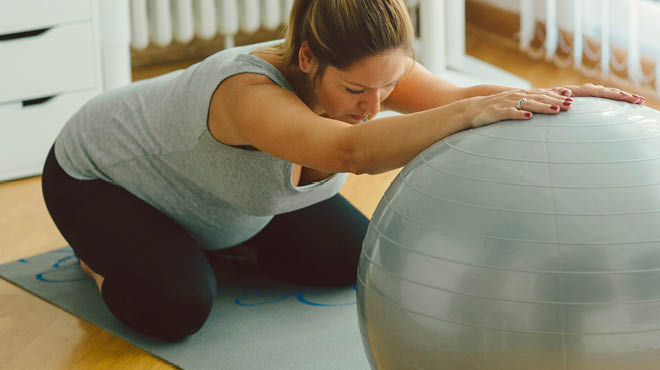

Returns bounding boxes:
[256,0,415,81]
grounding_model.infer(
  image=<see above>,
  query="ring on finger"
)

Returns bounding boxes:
[516,98,528,110]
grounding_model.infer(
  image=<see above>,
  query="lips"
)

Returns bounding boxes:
[350,114,369,121]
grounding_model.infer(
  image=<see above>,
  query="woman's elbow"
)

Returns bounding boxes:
[343,141,374,175]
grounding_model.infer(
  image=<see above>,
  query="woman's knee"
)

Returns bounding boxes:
[102,276,216,342]
[159,291,215,342]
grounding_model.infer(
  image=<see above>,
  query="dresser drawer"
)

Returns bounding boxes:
[0,0,91,35]
[0,22,98,104]
[0,88,100,181]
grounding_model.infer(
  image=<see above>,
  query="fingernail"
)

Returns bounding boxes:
[525,112,532,118]
[551,105,560,111]
[565,98,573,102]
[563,101,571,106]
[561,91,568,96]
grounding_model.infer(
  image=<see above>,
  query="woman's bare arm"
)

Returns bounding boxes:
[382,58,514,113]
[382,57,646,114]
[217,73,607,177]
[217,73,475,175]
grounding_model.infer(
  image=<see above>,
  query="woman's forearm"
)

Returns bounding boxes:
[462,84,515,99]
[349,99,472,175]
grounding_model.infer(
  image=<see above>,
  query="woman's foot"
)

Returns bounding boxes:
[214,243,258,263]
[80,259,104,292]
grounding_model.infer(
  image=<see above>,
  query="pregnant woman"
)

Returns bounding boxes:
[42,0,646,342]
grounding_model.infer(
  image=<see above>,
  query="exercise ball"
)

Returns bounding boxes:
[357,97,660,370]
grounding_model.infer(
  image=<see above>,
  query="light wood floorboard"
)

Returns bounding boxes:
[1,24,658,369]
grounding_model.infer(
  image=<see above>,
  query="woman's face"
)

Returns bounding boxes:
[302,48,410,124]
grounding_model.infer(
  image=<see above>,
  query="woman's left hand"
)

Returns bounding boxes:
[549,83,647,105]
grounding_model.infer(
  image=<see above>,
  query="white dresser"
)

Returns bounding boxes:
[0,0,131,181]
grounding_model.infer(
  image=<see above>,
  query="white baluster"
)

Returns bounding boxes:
[281,0,294,25]
[627,0,641,84]
[656,57,660,95]
[194,0,217,40]
[545,0,558,60]
[217,0,238,48]
[130,0,149,50]
[240,0,261,34]
[573,0,583,68]
[261,0,280,31]
[148,0,173,47]
[520,0,534,51]
[172,0,194,44]
[601,0,610,76]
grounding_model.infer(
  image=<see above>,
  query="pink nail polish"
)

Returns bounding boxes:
[551,105,559,111]
[525,112,532,118]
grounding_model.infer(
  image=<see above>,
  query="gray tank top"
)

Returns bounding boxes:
[54,41,348,249]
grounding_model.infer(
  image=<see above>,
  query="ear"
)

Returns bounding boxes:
[298,41,318,74]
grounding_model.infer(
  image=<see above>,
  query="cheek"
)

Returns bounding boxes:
[325,90,355,113]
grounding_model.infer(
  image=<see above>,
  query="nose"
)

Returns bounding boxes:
[359,89,381,117]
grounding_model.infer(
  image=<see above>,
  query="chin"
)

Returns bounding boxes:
[344,117,363,124]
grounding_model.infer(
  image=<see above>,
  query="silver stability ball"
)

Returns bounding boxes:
[357,97,660,370]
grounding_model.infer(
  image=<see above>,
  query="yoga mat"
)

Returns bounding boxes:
[0,247,371,370]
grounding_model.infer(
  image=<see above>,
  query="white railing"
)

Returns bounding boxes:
[128,0,530,89]
[519,0,660,95]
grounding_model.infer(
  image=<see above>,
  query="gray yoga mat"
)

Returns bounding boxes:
[0,247,370,370]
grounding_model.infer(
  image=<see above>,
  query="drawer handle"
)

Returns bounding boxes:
[23,96,55,107]
[0,28,51,41]
[0,96,55,112]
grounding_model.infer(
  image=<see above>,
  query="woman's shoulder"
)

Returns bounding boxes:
[207,60,284,147]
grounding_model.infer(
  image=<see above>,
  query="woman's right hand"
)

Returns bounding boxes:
[466,88,574,128]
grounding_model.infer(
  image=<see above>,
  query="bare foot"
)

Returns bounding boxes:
[215,243,258,263]
[80,259,104,293]
[231,243,258,263]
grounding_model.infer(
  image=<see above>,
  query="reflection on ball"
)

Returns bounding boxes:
[357,97,660,369]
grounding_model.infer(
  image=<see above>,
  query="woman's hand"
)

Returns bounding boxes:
[464,83,647,129]
[549,83,647,105]
[465,88,573,128]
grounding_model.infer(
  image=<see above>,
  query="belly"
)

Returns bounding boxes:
[291,164,333,187]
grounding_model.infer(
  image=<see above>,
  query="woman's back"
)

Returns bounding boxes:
[54,42,347,249]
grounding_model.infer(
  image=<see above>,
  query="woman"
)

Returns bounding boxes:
[42,0,646,342]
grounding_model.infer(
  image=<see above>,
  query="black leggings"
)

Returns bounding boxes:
[41,145,369,342]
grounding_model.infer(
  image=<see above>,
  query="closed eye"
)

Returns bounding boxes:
[346,82,397,95]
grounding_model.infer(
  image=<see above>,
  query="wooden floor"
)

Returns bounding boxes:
[1,25,659,369]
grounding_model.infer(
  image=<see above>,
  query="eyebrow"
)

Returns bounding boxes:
[345,73,405,89]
